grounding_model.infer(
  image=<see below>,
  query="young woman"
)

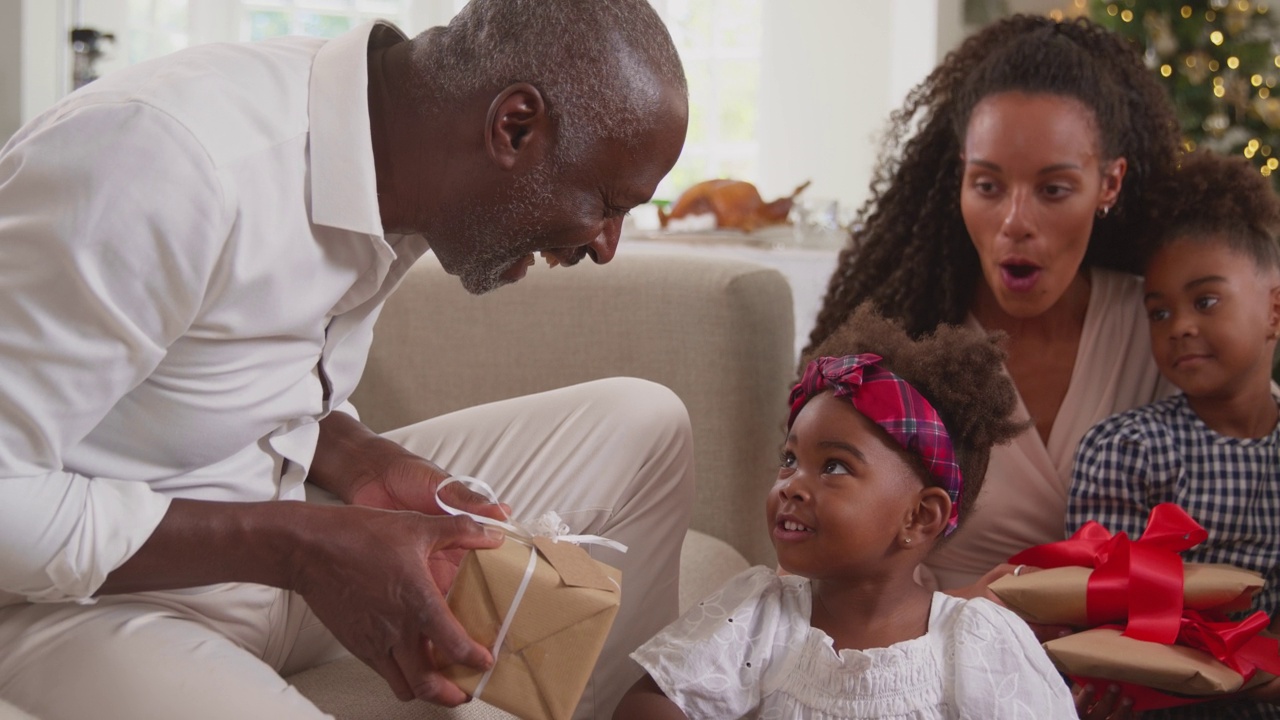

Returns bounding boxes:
[804,16,1181,606]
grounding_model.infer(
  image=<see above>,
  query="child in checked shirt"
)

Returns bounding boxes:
[1068,151,1280,719]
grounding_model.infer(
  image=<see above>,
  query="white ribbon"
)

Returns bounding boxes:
[436,475,627,698]
[435,476,629,554]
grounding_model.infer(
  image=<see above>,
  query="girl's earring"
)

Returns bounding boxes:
[903,536,912,545]
[1095,205,1110,219]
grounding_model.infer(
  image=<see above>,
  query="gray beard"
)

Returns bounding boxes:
[451,163,556,295]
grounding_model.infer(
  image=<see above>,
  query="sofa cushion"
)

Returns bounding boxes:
[351,252,793,567]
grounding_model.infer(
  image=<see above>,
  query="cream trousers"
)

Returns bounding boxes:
[0,378,695,720]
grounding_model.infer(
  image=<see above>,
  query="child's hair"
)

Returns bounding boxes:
[799,303,1025,526]
[1154,150,1280,274]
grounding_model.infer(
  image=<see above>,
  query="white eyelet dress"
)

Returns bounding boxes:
[631,567,1077,719]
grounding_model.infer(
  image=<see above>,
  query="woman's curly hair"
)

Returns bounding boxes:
[1156,150,1280,273]
[803,14,1182,358]
[801,304,1026,528]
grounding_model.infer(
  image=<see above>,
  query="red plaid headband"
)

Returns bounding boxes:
[788,354,964,535]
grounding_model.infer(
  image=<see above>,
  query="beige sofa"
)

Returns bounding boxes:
[289,251,796,718]
[0,251,796,720]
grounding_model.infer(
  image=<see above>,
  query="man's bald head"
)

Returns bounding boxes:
[408,0,687,165]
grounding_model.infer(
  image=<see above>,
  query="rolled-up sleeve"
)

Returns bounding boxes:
[0,100,226,602]
[0,474,171,602]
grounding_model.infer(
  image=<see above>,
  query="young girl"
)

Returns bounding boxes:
[614,305,1077,719]
[1068,150,1280,718]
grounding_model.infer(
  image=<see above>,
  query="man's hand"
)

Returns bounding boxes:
[349,452,509,522]
[310,412,509,588]
[311,412,508,520]
[348,454,510,590]
[290,504,505,706]
[99,495,506,707]
[304,412,519,701]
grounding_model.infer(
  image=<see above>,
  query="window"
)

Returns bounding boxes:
[68,0,762,203]
[240,0,412,41]
[654,0,763,200]
[227,0,764,201]
[123,0,190,65]
[91,0,416,76]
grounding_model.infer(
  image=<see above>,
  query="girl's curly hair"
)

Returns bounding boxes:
[1156,150,1280,273]
[801,304,1025,527]
[803,14,1181,357]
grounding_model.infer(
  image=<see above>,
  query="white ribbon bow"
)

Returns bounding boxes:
[435,475,627,698]
[435,475,629,553]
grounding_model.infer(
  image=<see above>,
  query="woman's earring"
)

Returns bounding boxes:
[1096,205,1110,219]
[903,537,912,545]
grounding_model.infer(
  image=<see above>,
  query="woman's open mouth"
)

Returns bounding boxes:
[1000,261,1042,293]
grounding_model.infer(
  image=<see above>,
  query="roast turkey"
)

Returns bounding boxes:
[658,179,811,233]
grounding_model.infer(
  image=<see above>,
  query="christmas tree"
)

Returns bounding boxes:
[1090,0,1280,183]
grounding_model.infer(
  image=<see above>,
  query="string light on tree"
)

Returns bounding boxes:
[1092,0,1280,183]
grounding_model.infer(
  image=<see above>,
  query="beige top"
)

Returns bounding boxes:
[922,268,1174,590]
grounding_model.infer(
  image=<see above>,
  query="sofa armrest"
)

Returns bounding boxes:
[350,252,793,566]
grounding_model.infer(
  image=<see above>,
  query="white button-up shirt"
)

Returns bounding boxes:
[0,22,428,604]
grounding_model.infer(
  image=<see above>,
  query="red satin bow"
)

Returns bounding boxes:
[1010,503,1208,643]
[1179,609,1280,681]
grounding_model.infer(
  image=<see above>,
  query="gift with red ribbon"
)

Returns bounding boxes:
[1048,609,1280,710]
[991,504,1261,633]
[989,503,1280,711]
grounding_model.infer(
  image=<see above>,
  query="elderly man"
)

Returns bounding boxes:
[0,1,691,718]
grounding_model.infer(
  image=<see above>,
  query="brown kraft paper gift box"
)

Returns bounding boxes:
[989,563,1262,627]
[991,561,1276,702]
[443,537,622,720]
[1043,627,1274,696]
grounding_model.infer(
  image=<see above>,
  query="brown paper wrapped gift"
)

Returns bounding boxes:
[1043,627,1273,696]
[443,537,622,720]
[990,563,1262,627]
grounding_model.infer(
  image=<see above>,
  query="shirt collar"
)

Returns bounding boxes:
[308,20,406,237]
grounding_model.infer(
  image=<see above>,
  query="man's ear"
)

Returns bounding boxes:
[903,487,951,544]
[485,82,549,171]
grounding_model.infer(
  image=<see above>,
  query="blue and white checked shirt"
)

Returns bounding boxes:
[1069,393,1280,719]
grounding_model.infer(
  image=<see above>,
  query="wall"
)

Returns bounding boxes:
[0,0,20,143]
[757,0,964,214]
[8,0,67,136]
[0,0,67,142]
